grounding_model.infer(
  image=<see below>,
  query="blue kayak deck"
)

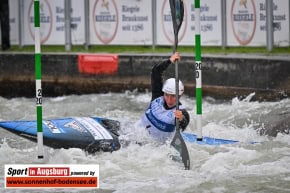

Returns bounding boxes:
[182,132,239,145]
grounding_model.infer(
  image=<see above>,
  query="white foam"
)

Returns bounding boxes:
[1,93,290,192]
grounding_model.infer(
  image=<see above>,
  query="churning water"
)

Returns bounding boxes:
[1,91,290,193]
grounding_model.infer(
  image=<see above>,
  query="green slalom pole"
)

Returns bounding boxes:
[34,0,44,159]
[195,0,202,141]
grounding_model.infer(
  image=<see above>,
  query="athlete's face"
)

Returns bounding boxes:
[164,93,176,108]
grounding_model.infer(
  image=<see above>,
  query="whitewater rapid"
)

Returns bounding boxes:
[1,92,290,193]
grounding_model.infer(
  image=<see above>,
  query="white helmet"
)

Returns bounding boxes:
[162,78,184,95]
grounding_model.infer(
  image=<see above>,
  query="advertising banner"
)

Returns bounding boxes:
[227,0,289,46]
[21,0,84,45]
[156,0,222,46]
[6,0,290,46]
[89,0,152,45]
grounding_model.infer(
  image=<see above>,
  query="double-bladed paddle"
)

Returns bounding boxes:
[169,0,190,170]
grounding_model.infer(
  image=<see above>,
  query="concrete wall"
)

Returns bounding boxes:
[0,53,289,101]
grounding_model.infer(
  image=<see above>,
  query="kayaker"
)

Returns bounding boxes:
[140,52,190,143]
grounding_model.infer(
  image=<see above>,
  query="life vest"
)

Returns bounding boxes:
[141,96,184,142]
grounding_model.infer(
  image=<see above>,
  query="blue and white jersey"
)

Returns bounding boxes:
[141,96,184,143]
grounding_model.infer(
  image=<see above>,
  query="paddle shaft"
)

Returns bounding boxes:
[169,0,190,170]
[174,37,180,131]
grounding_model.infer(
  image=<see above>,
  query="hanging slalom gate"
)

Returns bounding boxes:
[195,0,203,141]
[34,0,44,159]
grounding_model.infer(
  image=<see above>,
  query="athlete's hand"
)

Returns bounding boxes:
[174,110,184,121]
[170,52,180,63]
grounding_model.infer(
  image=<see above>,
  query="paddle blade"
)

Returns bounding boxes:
[169,0,184,50]
[171,129,190,170]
